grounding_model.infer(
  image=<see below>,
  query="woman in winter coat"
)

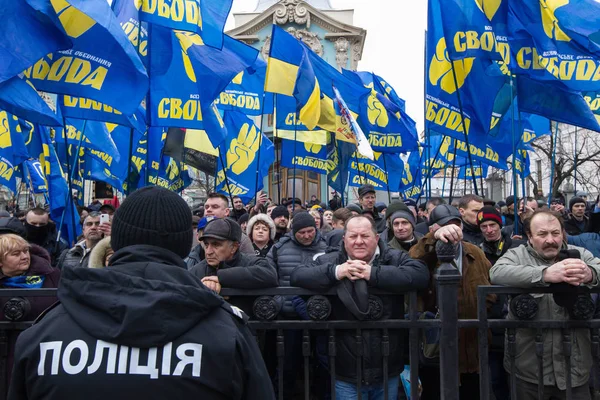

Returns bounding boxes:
[0,233,60,381]
[247,214,276,257]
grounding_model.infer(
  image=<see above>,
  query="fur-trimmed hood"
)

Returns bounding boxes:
[246,214,276,241]
[88,237,113,269]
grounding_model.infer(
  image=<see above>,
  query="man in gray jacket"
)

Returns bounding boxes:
[490,209,600,400]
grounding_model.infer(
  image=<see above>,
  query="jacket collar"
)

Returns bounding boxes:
[109,245,188,269]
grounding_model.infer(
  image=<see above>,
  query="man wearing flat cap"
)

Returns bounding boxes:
[357,184,386,233]
[190,218,278,307]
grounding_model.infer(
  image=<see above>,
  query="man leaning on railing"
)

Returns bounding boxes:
[490,209,600,400]
[290,215,429,400]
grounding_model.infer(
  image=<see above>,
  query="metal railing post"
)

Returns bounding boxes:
[435,241,461,400]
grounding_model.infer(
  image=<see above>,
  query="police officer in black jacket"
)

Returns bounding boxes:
[9,187,275,400]
[291,215,429,397]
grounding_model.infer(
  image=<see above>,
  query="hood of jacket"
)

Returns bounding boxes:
[27,244,53,276]
[58,244,224,348]
[247,213,276,241]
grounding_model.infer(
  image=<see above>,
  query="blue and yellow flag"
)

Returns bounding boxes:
[274,95,328,144]
[458,162,488,180]
[25,0,148,115]
[433,0,506,61]
[1,1,70,83]
[427,0,507,142]
[0,77,62,126]
[399,150,424,199]
[23,160,48,194]
[60,119,121,165]
[148,26,255,139]
[513,148,531,178]
[265,26,322,130]
[348,151,404,192]
[344,71,407,112]
[281,139,328,175]
[326,135,353,195]
[507,0,600,92]
[112,0,149,66]
[216,111,274,203]
[216,58,274,116]
[441,134,508,170]
[517,75,600,132]
[0,111,18,192]
[138,0,232,49]
[59,96,146,132]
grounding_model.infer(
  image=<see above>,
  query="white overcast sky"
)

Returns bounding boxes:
[226,0,427,133]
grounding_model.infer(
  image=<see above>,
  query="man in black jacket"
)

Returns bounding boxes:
[24,207,68,266]
[58,212,108,270]
[564,197,591,236]
[189,218,278,313]
[357,184,386,233]
[9,186,274,400]
[458,194,484,245]
[291,215,429,399]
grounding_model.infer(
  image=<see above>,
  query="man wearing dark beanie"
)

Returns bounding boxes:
[270,205,290,242]
[266,210,327,397]
[10,187,275,400]
[565,197,591,236]
[477,205,524,265]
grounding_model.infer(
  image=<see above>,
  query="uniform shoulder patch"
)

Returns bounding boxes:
[221,303,249,324]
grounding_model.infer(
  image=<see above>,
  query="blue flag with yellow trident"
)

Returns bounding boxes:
[399,150,424,199]
[507,0,600,92]
[24,0,148,115]
[265,26,322,130]
[281,139,328,175]
[426,0,507,142]
[216,111,274,204]
[0,0,71,84]
[344,71,406,112]
[23,160,48,194]
[138,0,232,49]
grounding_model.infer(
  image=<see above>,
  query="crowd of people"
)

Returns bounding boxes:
[1,184,600,399]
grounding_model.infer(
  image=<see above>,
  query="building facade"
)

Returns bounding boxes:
[227,0,366,205]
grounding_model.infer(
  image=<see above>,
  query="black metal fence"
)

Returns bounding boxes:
[2,262,600,400]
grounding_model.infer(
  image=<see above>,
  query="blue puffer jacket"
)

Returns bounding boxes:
[266,232,327,316]
[567,233,600,258]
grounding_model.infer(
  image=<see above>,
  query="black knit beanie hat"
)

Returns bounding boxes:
[111,186,193,258]
[569,196,586,212]
[292,211,316,234]
[271,205,289,220]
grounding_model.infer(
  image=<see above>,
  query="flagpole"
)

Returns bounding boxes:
[517,112,527,201]
[416,137,444,203]
[382,153,392,204]
[57,119,87,248]
[274,95,282,204]
[218,153,236,208]
[548,121,559,206]
[449,65,479,196]
[292,111,298,205]
[441,167,448,199]
[426,127,431,203]
[448,139,458,204]
[509,77,519,234]
[333,133,346,207]
[253,93,267,206]
[126,128,134,195]
[573,127,578,192]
